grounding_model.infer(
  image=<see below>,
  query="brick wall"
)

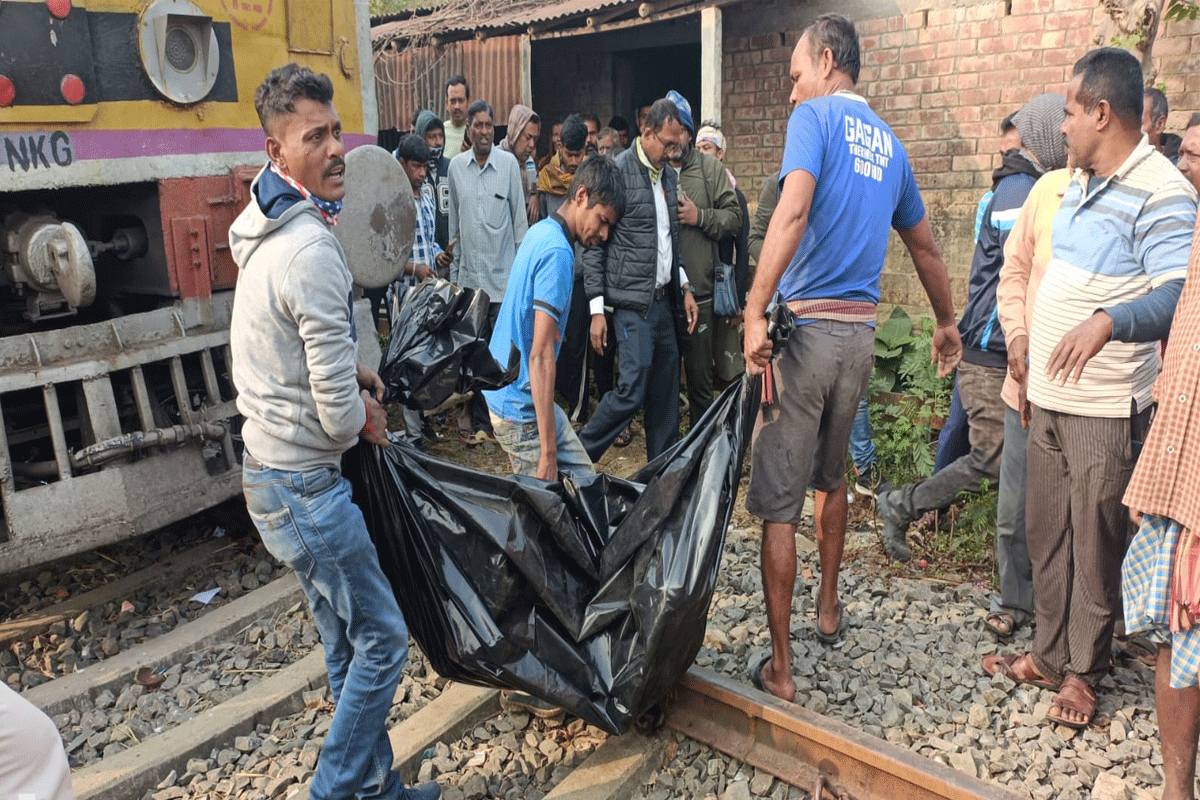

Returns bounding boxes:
[722,0,1200,320]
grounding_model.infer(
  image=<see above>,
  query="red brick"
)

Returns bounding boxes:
[857,17,888,36]
[763,45,792,64]
[1044,9,1094,30]
[901,76,940,94]
[724,36,748,52]
[865,47,900,65]
[918,24,960,44]
[977,36,1010,56]
[762,132,784,147]
[911,155,954,173]
[914,58,957,77]
[949,105,983,124]
[920,91,954,109]
[903,11,926,29]
[1043,47,1083,67]
[884,94,921,111]
[1012,0,1055,13]
[753,63,785,79]
[750,33,781,49]
[899,43,938,64]
[1019,65,1069,85]
[1000,14,1049,35]
[879,29,913,49]
[927,8,960,26]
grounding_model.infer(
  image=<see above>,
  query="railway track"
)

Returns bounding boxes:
[1,493,1163,800]
[4,553,1022,800]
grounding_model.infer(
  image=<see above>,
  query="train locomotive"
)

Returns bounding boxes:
[0,0,377,573]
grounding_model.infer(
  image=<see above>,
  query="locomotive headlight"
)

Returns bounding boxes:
[138,0,220,105]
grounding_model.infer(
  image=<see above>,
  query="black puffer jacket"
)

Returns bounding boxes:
[583,143,683,316]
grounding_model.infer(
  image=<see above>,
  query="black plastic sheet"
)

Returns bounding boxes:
[380,279,518,410]
[346,376,757,734]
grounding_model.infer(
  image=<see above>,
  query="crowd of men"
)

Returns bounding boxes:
[12,14,1200,800]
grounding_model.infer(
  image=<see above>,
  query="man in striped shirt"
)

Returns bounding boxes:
[986,48,1196,730]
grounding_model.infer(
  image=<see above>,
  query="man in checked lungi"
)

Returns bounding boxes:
[1124,224,1200,800]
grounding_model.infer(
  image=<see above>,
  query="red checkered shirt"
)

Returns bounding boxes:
[1125,217,1200,532]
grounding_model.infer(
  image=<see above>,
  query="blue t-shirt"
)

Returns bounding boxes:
[777,92,925,308]
[484,216,575,422]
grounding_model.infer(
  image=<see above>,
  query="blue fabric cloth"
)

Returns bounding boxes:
[1123,513,1200,688]
[934,383,970,473]
[256,162,344,222]
[850,394,875,472]
[958,171,1038,366]
[242,461,411,799]
[485,216,575,423]
[777,92,925,308]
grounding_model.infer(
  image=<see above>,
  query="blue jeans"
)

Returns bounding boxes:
[243,459,410,800]
[849,394,875,473]
[935,383,970,472]
[490,404,594,481]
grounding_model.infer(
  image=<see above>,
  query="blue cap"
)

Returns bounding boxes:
[665,89,694,134]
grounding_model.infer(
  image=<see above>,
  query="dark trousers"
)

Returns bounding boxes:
[468,302,502,432]
[555,276,591,423]
[681,295,715,428]
[888,362,1006,522]
[578,299,680,461]
[1026,405,1137,685]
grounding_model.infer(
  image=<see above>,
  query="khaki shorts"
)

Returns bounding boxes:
[746,319,874,524]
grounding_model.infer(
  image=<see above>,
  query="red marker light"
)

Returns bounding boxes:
[0,76,14,108]
[60,74,85,105]
[47,0,71,19]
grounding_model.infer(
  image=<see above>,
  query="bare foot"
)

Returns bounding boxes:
[758,657,796,702]
[817,597,842,638]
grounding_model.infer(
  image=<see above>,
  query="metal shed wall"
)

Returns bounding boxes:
[374,36,523,131]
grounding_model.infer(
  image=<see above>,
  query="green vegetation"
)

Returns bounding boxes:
[370,0,437,17]
[867,307,953,485]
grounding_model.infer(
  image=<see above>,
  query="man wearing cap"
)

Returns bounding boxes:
[878,94,1069,568]
[666,90,743,426]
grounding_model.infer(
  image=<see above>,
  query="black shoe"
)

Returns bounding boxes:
[854,462,884,498]
[421,420,442,443]
[875,490,912,562]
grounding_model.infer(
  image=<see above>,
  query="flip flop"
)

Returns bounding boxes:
[1045,675,1095,729]
[815,599,846,645]
[983,611,1017,640]
[749,653,772,693]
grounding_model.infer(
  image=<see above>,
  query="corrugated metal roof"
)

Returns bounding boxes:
[372,0,639,46]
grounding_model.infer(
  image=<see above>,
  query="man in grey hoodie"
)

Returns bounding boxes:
[229,64,439,800]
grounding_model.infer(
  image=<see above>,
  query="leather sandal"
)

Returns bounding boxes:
[981,652,1058,690]
[1045,675,1095,729]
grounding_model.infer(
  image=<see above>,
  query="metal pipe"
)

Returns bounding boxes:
[70,422,226,469]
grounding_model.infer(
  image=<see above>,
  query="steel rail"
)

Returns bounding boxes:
[665,666,1024,800]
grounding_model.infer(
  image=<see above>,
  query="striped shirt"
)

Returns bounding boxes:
[409,188,441,278]
[1027,138,1196,417]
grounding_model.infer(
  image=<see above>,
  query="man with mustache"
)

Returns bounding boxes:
[229,64,440,799]
[449,99,529,443]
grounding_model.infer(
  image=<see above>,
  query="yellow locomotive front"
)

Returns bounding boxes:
[0,0,377,573]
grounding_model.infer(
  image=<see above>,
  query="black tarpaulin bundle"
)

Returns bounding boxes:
[346,280,779,734]
[379,278,517,410]
[346,378,758,735]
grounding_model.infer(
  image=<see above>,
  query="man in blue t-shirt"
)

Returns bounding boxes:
[742,14,962,703]
[485,157,626,481]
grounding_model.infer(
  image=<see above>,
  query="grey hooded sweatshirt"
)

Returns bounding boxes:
[229,166,366,472]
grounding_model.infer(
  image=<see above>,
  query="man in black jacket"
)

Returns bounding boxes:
[579,98,698,461]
